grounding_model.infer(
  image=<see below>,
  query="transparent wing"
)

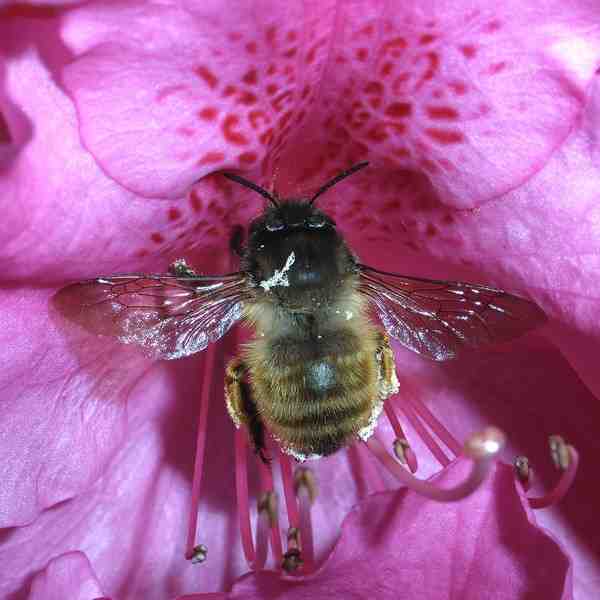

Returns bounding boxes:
[53,272,250,359]
[358,265,546,361]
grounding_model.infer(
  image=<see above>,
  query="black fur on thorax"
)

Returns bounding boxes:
[241,200,357,312]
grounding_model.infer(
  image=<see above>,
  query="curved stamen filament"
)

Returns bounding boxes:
[400,400,451,467]
[526,436,579,509]
[383,403,418,473]
[365,427,505,502]
[185,344,216,562]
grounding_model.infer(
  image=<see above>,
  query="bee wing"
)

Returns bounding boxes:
[357,264,546,361]
[53,272,250,359]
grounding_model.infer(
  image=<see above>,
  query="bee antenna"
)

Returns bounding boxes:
[309,161,369,205]
[223,172,280,208]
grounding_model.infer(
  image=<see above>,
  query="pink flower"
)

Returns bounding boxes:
[1,1,599,598]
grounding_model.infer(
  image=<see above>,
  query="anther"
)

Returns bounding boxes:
[527,436,578,510]
[258,490,279,526]
[294,468,317,573]
[393,437,418,473]
[254,491,278,570]
[282,527,303,573]
[189,544,208,564]
[366,426,505,502]
[549,435,570,470]
[294,467,317,503]
[514,455,532,491]
[384,403,418,473]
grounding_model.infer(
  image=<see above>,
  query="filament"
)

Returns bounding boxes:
[185,344,216,562]
[234,429,255,566]
[406,395,462,457]
[400,400,451,467]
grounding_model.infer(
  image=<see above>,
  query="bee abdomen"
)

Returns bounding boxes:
[253,353,378,457]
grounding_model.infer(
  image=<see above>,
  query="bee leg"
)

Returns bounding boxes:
[375,332,400,399]
[225,358,270,463]
[168,258,197,277]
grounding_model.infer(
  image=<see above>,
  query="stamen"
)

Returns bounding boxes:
[189,544,208,565]
[257,459,283,565]
[294,468,317,573]
[527,436,579,509]
[278,450,300,529]
[254,491,277,570]
[185,344,216,561]
[366,427,505,502]
[234,429,255,567]
[406,396,462,457]
[400,400,451,467]
[514,455,532,491]
[282,527,303,573]
[384,403,418,473]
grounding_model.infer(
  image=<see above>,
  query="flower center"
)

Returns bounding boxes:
[183,342,578,573]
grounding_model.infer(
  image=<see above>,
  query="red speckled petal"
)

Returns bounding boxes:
[277,0,600,208]
[61,1,600,206]
[61,1,334,199]
[28,552,106,600]
[0,11,247,283]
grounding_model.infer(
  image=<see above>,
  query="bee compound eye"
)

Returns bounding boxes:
[266,218,286,232]
[306,214,326,229]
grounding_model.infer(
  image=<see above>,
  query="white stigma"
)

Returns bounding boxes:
[483,438,502,454]
[259,251,296,292]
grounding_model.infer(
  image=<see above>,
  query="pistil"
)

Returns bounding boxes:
[366,427,505,501]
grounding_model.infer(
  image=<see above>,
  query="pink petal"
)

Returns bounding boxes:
[1,3,599,599]
[226,461,571,599]
[61,1,600,205]
[28,551,106,600]
[0,287,149,526]
[0,10,238,282]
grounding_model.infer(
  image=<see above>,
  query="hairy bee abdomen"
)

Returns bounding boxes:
[246,328,380,459]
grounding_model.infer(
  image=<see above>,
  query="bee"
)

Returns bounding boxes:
[54,162,546,462]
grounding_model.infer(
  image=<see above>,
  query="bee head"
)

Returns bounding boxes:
[223,163,368,310]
